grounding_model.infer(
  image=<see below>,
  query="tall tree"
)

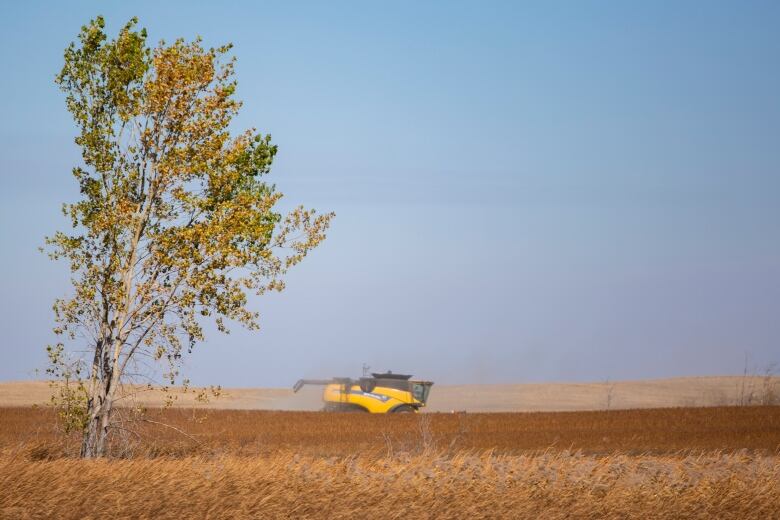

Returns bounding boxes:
[47,17,333,458]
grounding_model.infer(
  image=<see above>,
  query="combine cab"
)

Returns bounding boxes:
[293,372,433,413]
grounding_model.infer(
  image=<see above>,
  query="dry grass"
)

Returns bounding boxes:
[2,451,778,519]
[1,406,779,518]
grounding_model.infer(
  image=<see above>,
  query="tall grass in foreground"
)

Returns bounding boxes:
[1,450,778,519]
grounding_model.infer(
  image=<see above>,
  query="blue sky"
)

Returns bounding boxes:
[0,1,778,386]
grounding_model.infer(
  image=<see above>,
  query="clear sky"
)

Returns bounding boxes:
[1,1,778,386]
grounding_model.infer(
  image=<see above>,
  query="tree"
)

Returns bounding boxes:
[47,17,333,458]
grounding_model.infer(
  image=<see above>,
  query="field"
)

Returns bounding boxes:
[1,406,779,518]
[2,375,777,411]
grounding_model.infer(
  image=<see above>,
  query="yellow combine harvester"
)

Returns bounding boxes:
[293,372,433,413]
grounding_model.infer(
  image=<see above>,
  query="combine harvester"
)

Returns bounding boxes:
[293,372,433,413]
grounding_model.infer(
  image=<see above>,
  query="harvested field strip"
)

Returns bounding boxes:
[1,451,778,519]
[2,406,779,457]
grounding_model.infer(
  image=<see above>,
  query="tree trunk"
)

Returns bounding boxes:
[81,374,116,458]
[82,248,136,457]
[81,203,145,458]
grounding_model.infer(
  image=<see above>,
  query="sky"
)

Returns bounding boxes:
[0,1,778,387]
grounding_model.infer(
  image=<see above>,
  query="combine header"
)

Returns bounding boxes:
[293,372,433,413]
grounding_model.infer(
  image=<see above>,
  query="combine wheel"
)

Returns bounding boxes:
[391,404,416,413]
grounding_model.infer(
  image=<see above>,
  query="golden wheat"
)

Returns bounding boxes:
[1,451,778,519]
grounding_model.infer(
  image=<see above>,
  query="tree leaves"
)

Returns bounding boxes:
[47,17,334,454]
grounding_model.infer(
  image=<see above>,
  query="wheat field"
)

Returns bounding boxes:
[1,406,779,518]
